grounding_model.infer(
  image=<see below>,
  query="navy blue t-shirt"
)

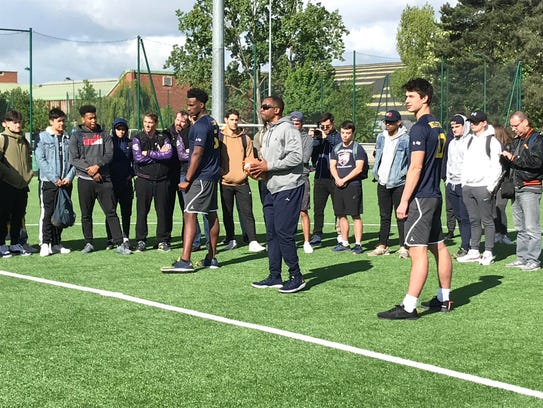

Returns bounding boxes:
[330,141,367,186]
[409,114,446,198]
[189,115,220,181]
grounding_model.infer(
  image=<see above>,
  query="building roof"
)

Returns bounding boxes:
[31,78,119,101]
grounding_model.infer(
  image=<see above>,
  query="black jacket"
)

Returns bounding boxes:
[506,130,543,188]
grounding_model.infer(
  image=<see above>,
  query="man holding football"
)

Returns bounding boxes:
[249,96,305,293]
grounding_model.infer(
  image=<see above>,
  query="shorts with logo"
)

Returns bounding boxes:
[184,179,218,214]
[333,182,363,217]
[404,197,443,246]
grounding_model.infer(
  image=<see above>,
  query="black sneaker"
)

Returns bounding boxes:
[135,240,146,252]
[421,297,453,312]
[453,248,468,259]
[278,275,306,293]
[158,242,171,252]
[251,276,283,289]
[377,305,419,320]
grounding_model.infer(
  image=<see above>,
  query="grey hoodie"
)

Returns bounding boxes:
[261,116,304,194]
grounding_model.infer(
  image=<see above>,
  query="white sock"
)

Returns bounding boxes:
[402,294,418,313]
[342,240,349,247]
[438,288,450,302]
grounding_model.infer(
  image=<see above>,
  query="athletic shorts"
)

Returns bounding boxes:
[333,183,363,217]
[184,179,218,214]
[301,176,310,212]
[404,197,443,247]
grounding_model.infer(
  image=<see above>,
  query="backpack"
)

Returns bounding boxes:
[333,141,369,180]
[466,133,494,158]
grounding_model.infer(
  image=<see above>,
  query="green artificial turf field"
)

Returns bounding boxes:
[1,178,541,407]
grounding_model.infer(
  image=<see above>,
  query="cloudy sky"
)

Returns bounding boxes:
[1,0,456,85]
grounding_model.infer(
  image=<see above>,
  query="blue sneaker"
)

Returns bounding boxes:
[351,244,362,255]
[332,243,350,252]
[198,257,219,269]
[161,259,195,273]
[278,275,306,293]
[309,234,322,246]
[251,275,283,289]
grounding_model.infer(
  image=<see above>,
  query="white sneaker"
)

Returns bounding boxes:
[10,243,31,256]
[248,241,265,252]
[303,241,314,254]
[51,244,71,254]
[225,239,237,250]
[479,250,495,266]
[0,244,12,258]
[501,235,514,245]
[457,249,481,263]
[40,243,51,257]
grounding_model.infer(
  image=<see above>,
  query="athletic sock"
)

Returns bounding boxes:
[438,288,450,302]
[402,294,418,313]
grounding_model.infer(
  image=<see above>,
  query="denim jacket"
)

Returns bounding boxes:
[35,127,75,183]
[372,126,409,189]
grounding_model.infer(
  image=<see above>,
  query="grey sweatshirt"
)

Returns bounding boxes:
[261,116,304,194]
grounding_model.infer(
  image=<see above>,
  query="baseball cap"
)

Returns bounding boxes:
[383,110,401,122]
[470,110,487,124]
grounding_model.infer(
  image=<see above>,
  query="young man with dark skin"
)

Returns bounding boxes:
[69,105,131,255]
[378,78,453,320]
[161,88,221,272]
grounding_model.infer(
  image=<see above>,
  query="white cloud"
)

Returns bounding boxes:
[1,0,455,84]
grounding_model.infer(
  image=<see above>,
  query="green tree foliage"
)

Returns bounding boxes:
[165,0,348,122]
[0,88,48,134]
[328,82,374,142]
[435,0,537,125]
[100,82,155,131]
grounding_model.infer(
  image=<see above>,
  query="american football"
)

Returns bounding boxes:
[243,157,266,181]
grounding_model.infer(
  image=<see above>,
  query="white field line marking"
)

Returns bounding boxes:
[1,270,542,400]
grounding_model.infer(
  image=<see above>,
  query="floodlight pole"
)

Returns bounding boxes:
[268,0,272,95]
[212,0,225,120]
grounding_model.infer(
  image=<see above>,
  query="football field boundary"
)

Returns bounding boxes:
[2,269,542,401]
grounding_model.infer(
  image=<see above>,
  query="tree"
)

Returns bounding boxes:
[165,0,348,121]
[0,88,48,134]
[435,0,541,124]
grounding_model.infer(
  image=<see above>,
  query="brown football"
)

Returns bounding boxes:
[243,157,266,181]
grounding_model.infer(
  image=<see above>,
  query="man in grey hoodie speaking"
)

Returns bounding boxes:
[250,96,306,293]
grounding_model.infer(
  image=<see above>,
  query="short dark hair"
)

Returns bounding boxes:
[176,110,189,116]
[187,88,209,104]
[144,112,158,123]
[225,109,240,118]
[79,105,96,117]
[49,108,66,120]
[263,95,284,115]
[3,110,23,122]
[402,78,433,105]
[340,120,355,133]
[320,112,335,123]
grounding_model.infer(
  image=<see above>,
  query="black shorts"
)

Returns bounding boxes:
[301,176,310,212]
[184,179,218,214]
[404,197,443,246]
[333,183,363,216]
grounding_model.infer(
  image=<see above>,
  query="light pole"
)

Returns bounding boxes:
[65,77,75,114]
[268,0,272,95]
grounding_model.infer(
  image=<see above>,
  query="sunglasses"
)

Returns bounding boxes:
[320,124,332,129]
[260,104,277,110]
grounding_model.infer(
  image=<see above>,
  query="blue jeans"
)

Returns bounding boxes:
[446,183,471,250]
[512,189,542,264]
[180,173,209,247]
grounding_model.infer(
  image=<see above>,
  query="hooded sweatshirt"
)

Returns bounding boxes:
[220,126,253,186]
[0,128,33,189]
[446,115,470,186]
[261,116,303,194]
[110,118,134,183]
[461,124,502,191]
[69,123,113,181]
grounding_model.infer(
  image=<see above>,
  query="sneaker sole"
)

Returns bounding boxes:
[278,281,306,293]
[160,266,195,273]
[456,258,480,263]
[251,283,283,289]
